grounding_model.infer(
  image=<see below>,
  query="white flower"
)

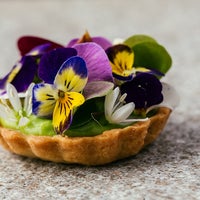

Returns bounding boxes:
[104,87,147,125]
[0,83,34,127]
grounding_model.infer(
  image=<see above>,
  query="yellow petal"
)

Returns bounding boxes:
[52,91,85,134]
[33,83,58,117]
[135,67,150,73]
[54,57,88,92]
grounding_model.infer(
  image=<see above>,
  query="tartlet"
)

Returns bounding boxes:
[0,107,170,165]
[0,32,178,165]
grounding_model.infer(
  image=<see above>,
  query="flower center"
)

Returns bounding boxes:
[58,90,65,99]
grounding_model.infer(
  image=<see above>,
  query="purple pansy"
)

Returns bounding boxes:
[0,56,38,93]
[120,73,163,109]
[38,47,78,84]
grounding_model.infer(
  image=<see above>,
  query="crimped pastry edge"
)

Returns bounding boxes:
[0,107,171,165]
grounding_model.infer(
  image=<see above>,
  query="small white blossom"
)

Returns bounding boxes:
[0,83,34,127]
[104,87,147,125]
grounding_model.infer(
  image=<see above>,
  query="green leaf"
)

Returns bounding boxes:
[124,34,157,47]
[132,42,172,74]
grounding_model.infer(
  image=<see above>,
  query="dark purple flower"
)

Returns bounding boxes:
[120,73,163,109]
[0,56,38,93]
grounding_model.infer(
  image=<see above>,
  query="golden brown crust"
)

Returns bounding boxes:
[0,107,171,165]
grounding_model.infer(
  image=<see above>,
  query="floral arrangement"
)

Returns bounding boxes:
[0,32,179,137]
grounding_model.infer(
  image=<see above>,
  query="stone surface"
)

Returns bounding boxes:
[0,0,199,199]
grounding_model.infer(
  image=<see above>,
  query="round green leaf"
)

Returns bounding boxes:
[132,42,172,74]
[124,34,157,48]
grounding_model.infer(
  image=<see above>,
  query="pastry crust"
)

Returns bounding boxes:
[0,107,171,165]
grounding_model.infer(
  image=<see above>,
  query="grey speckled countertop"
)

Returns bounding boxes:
[0,0,199,199]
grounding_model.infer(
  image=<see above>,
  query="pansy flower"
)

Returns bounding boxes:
[120,73,163,110]
[0,46,77,94]
[0,56,38,94]
[67,31,112,50]
[106,44,162,83]
[32,56,87,134]
[0,36,64,94]
[38,42,114,99]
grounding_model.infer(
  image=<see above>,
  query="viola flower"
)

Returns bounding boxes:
[67,31,112,50]
[106,44,161,83]
[38,47,78,84]
[120,73,163,110]
[0,83,34,128]
[0,47,77,95]
[104,87,147,125]
[32,56,88,134]
[38,42,114,100]
[0,36,65,94]
[0,56,38,94]
[146,82,180,113]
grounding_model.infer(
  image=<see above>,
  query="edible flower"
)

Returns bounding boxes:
[67,31,112,50]
[120,73,163,110]
[0,36,65,94]
[0,56,38,93]
[32,56,87,134]
[0,83,34,127]
[146,82,180,113]
[106,44,153,82]
[17,35,63,56]
[104,87,147,125]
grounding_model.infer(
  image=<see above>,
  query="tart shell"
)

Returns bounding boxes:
[0,107,171,166]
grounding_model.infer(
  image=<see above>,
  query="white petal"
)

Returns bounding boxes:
[18,116,30,127]
[0,104,16,121]
[113,38,124,45]
[6,83,22,111]
[161,82,180,109]
[24,83,34,116]
[111,102,135,123]
[105,87,120,117]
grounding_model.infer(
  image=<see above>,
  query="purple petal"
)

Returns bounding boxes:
[66,38,78,47]
[83,81,114,100]
[26,43,52,57]
[0,56,37,92]
[120,73,163,109]
[12,56,38,92]
[74,42,113,83]
[67,37,112,50]
[38,47,77,84]
[92,37,112,50]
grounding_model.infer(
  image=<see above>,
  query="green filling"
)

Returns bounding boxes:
[0,115,55,136]
[0,97,152,137]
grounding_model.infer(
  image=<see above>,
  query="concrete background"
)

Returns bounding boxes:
[0,0,199,199]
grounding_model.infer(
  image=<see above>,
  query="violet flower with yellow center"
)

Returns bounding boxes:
[106,44,160,82]
[32,56,87,134]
